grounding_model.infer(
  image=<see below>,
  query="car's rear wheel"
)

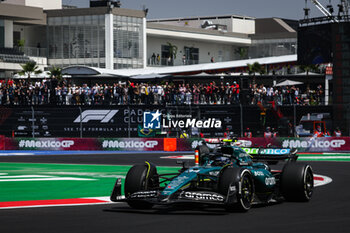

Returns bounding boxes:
[219,167,254,212]
[280,163,314,202]
[124,163,158,209]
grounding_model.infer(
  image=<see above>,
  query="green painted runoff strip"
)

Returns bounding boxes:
[298,153,350,162]
[0,163,180,202]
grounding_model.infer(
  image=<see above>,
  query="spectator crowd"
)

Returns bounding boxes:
[0,78,325,106]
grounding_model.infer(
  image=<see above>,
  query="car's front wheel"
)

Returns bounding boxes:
[124,163,158,209]
[219,167,254,212]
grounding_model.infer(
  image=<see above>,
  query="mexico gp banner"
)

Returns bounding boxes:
[4,138,164,151]
[2,137,350,152]
[182,137,350,152]
[279,137,348,152]
[100,138,163,151]
[238,137,349,152]
[4,138,101,150]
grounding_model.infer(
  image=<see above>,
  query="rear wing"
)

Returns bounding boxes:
[243,147,298,162]
[204,138,251,147]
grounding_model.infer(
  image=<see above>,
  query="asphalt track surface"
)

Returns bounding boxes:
[0,153,350,233]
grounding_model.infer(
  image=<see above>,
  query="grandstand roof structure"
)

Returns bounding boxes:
[62,54,297,78]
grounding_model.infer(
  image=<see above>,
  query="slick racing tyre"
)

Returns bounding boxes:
[280,163,314,202]
[219,167,254,212]
[124,162,158,209]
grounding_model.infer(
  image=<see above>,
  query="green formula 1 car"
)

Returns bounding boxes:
[110,140,314,212]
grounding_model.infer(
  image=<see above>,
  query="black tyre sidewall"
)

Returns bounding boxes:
[281,163,314,202]
[124,164,157,209]
[124,165,148,198]
[219,167,254,212]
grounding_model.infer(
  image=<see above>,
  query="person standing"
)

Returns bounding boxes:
[244,128,253,138]
[151,53,156,65]
[264,127,273,138]
[156,54,160,65]
[334,127,342,137]
[313,125,324,137]
[232,81,240,104]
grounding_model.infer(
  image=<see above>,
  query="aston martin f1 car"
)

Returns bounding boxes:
[110,141,314,212]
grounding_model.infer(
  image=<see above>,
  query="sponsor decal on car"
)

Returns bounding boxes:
[181,191,224,202]
[229,185,236,192]
[243,148,291,155]
[130,191,158,198]
[254,171,264,176]
[265,177,276,185]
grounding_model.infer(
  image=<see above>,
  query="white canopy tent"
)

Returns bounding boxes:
[12,71,50,79]
[130,73,169,80]
[274,79,304,87]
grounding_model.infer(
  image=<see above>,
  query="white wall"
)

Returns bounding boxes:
[25,0,62,10]
[150,17,255,34]
[147,36,237,65]
[231,18,255,34]
[3,0,62,9]
[4,20,13,48]
[2,0,25,6]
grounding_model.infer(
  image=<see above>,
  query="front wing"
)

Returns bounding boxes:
[110,178,238,206]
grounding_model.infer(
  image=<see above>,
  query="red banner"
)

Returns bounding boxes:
[1,137,350,152]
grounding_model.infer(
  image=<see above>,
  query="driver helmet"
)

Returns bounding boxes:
[213,156,231,166]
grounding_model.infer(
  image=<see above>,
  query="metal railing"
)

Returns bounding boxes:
[23,47,47,58]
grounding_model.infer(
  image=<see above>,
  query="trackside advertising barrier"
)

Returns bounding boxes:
[1,137,350,152]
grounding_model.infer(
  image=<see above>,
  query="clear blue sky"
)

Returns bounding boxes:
[62,0,334,20]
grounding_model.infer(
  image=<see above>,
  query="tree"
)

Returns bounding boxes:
[235,47,248,59]
[48,66,62,81]
[16,39,25,52]
[19,61,42,83]
[247,62,263,84]
[299,64,320,75]
[167,42,178,63]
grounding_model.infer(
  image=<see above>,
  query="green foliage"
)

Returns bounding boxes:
[19,61,42,81]
[247,62,263,75]
[48,66,62,81]
[299,64,320,74]
[16,39,25,52]
[16,39,25,48]
[235,47,248,59]
[167,42,178,59]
